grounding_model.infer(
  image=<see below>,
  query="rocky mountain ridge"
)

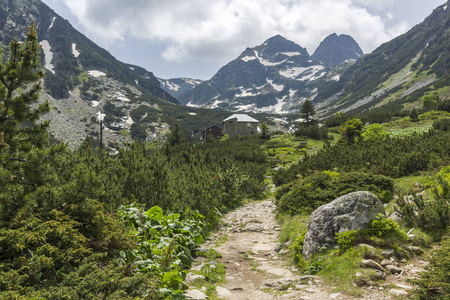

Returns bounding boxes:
[177,34,362,114]
[314,0,450,117]
[158,77,203,100]
[312,33,363,66]
[0,0,182,148]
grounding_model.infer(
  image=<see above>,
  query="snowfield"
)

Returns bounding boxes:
[88,70,106,77]
[72,43,80,58]
[39,40,55,74]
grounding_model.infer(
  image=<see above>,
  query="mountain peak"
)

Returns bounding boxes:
[265,34,289,43]
[312,33,363,66]
[259,34,309,57]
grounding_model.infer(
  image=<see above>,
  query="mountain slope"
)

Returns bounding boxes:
[159,77,203,99]
[0,0,182,148]
[178,35,354,114]
[312,33,363,66]
[315,1,450,116]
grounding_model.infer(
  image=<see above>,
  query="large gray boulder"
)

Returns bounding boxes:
[302,191,385,260]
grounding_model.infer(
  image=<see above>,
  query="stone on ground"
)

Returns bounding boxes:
[361,259,385,272]
[185,289,208,300]
[216,286,232,298]
[389,289,409,297]
[303,191,385,260]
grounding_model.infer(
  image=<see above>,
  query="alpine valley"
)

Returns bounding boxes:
[176,33,362,114]
[171,1,450,118]
[0,0,449,148]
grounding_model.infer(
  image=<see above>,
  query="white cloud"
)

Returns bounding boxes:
[57,0,411,62]
[352,0,395,11]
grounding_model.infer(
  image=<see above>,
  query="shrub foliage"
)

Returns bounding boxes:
[275,171,393,215]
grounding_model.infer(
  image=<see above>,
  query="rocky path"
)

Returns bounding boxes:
[185,200,336,300]
[185,200,427,299]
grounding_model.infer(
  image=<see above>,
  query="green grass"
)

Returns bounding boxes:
[263,134,330,168]
[316,248,365,296]
[394,174,430,194]
[388,125,432,137]
[215,234,228,246]
[77,71,89,84]
[277,213,309,245]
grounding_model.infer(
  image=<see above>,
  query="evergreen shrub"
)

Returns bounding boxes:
[275,171,394,215]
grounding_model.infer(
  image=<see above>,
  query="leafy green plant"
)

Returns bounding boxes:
[303,254,326,275]
[291,230,307,268]
[336,230,358,252]
[335,214,409,254]
[119,204,207,297]
[396,176,450,241]
[201,262,226,283]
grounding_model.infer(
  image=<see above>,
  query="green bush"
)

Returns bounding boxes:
[336,214,409,253]
[433,118,450,131]
[273,130,450,186]
[275,171,394,215]
[291,230,307,268]
[412,236,450,299]
[295,125,330,140]
[396,176,450,241]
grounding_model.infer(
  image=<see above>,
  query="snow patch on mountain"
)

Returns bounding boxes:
[161,80,180,91]
[72,43,80,58]
[48,17,56,31]
[39,40,55,74]
[236,87,255,97]
[279,67,308,79]
[88,70,106,77]
[114,92,130,102]
[289,89,296,97]
[281,52,302,57]
[210,99,221,109]
[254,50,288,66]
[183,78,202,85]
[267,79,284,92]
[186,102,200,107]
[331,74,341,81]
[256,96,288,114]
[123,116,134,126]
[259,57,288,66]
[236,104,255,110]
[242,56,257,62]
[299,66,325,81]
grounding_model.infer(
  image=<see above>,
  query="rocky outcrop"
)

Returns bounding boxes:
[312,33,363,66]
[302,191,385,260]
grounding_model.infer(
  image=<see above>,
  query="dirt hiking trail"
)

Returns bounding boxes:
[185,200,425,300]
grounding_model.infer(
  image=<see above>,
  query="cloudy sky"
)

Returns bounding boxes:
[41,0,445,80]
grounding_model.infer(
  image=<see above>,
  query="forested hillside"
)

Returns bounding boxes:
[0,23,270,299]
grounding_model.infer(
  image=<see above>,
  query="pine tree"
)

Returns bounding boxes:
[0,21,49,152]
[341,118,363,143]
[300,99,315,127]
[260,122,269,139]
[410,107,419,122]
[0,21,57,220]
